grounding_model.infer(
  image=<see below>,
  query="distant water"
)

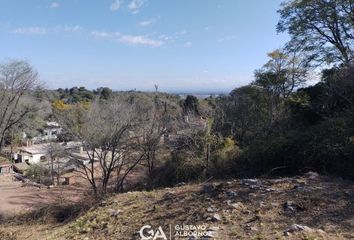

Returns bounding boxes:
[177,93,226,99]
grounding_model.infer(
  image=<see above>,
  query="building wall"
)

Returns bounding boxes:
[18,152,45,164]
[31,154,45,164]
[0,165,12,174]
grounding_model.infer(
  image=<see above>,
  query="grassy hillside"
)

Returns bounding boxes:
[0,174,353,240]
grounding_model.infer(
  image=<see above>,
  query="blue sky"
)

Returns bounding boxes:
[0,0,289,93]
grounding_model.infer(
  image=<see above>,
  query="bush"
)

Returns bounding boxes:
[236,116,354,179]
[25,164,53,185]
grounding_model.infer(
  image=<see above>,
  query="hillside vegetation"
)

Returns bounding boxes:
[0,174,353,240]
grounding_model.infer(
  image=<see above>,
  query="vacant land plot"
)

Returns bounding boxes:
[1,174,354,239]
[0,175,86,217]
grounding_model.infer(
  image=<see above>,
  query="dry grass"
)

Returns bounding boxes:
[0,175,353,239]
[0,156,10,165]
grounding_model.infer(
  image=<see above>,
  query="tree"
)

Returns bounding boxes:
[55,98,144,194]
[46,142,67,185]
[0,60,39,152]
[215,86,272,147]
[253,49,310,98]
[138,97,172,184]
[277,0,354,65]
[182,95,200,115]
[99,87,113,100]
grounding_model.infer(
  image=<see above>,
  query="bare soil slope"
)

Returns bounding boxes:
[0,174,353,239]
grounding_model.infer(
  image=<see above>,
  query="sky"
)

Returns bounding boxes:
[0,0,289,93]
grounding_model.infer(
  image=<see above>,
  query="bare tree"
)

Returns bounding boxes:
[47,142,67,185]
[55,97,144,195]
[0,60,39,152]
[137,98,171,184]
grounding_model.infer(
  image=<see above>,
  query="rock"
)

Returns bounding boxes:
[250,226,259,231]
[208,213,221,222]
[283,201,296,212]
[304,171,319,179]
[249,185,260,190]
[258,201,265,208]
[207,206,216,213]
[241,179,260,186]
[107,208,122,217]
[230,202,244,210]
[163,191,175,199]
[292,184,305,190]
[283,201,305,212]
[175,182,186,187]
[244,224,258,232]
[202,183,223,196]
[284,224,312,235]
[248,193,257,197]
[264,188,275,192]
[244,224,251,231]
[225,190,238,198]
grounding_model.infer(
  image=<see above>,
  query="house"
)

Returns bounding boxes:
[32,121,63,143]
[15,141,82,164]
[16,144,49,164]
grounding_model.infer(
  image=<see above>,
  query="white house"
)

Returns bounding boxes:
[17,144,49,164]
[32,121,63,143]
[15,142,82,164]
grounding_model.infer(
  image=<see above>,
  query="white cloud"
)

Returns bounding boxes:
[139,20,153,27]
[158,34,172,41]
[110,0,123,11]
[54,25,82,33]
[91,30,113,38]
[128,0,146,14]
[139,16,159,27]
[119,35,163,47]
[184,41,193,48]
[11,25,82,35]
[50,2,60,8]
[91,31,163,47]
[11,27,47,35]
[218,35,237,42]
[174,30,187,36]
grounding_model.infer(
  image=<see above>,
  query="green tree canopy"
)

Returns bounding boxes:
[277,0,354,65]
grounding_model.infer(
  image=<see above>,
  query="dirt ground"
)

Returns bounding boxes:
[1,174,353,239]
[0,174,87,217]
